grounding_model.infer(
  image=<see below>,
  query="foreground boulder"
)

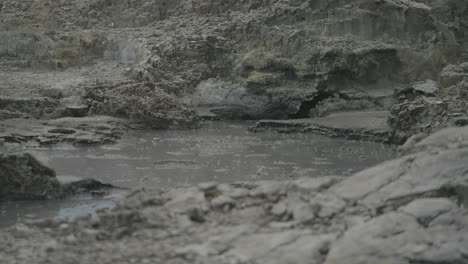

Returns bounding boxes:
[0,150,61,200]
[1,126,468,263]
[0,150,115,201]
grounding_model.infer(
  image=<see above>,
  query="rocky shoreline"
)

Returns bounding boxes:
[1,0,468,263]
[1,125,467,264]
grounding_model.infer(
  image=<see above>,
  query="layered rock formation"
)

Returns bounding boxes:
[389,61,468,141]
[0,0,465,136]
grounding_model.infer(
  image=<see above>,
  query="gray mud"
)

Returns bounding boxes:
[0,122,395,227]
[39,122,395,187]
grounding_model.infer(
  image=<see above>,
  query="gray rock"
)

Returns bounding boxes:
[403,125,468,154]
[0,96,60,119]
[326,202,468,264]
[440,64,466,88]
[65,105,89,118]
[210,195,235,210]
[164,187,209,214]
[331,147,468,211]
[0,150,60,200]
[399,198,456,226]
[0,116,128,146]
[251,111,392,143]
[412,79,439,95]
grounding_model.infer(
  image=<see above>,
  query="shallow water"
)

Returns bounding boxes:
[0,196,114,228]
[0,121,396,227]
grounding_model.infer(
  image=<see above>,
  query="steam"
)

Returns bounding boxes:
[192,79,268,107]
[104,38,144,62]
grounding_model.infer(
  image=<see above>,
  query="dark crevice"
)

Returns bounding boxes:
[288,91,334,119]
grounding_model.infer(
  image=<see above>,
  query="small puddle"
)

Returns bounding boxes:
[0,121,396,227]
[0,195,115,228]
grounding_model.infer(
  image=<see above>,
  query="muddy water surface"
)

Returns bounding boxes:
[1,122,396,227]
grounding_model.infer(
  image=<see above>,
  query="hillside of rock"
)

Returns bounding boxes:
[0,0,466,137]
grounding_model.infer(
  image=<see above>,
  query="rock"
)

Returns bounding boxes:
[221,230,304,261]
[326,203,468,264]
[0,150,60,200]
[222,232,334,264]
[0,116,127,146]
[210,195,235,210]
[412,79,439,95]
[399,198,456,226]
[400,79,440,97]
[454,117,468,126]
[388,95,467,142]
[0,96,60,119]
[440,64,466,88]
[288,198,318,223]
[61,178,115,196]
[311,97,379,118]
[164,187,209,214]
[65,105,89,118]
[331,148,468,211]
[84,82,199,129]
[47,128,76,135]
[192,79,305,120]
[0,0,464,129]
[251,111,392,143]
[0,150,115,201]
[388,62,468,141]
[288,176,343,195]
[401,125,468,154]
[313,193,347,219]
[271,201,287,216]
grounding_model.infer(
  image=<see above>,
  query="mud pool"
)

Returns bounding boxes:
[1,122,396,227]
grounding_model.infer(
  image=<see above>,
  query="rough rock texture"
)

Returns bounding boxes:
[1,126,468,263]
[0,149,116,200]
[389,62,468,141]
[0,116,130,146]
[0,0,465,128]
[250,111,393,142]
[0,150,60,200]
